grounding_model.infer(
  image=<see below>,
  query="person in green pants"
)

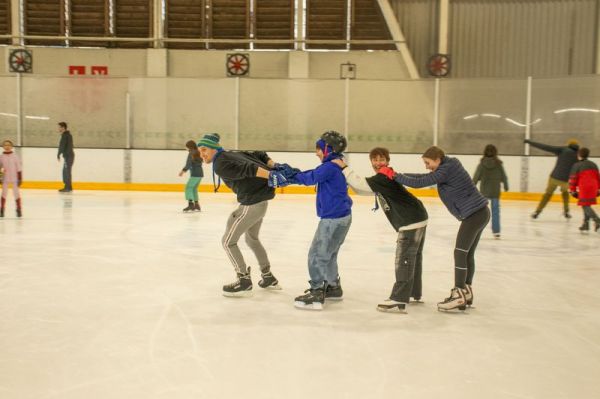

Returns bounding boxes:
[179,140,203,212]
[525,139,579,219]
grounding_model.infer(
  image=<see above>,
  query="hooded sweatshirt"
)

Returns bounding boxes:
[525,140,579,182]
[473,157,509,198]
[292,151,352,219]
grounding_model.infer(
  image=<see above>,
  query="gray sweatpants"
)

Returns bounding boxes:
[222,201,271,275]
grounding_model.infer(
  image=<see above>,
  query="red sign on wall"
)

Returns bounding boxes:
[68,66,109,75]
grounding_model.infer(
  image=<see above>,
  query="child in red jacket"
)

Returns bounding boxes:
[569,147,600,233]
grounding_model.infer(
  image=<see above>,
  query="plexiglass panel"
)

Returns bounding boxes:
[531,76,600,154]
[128,78,237,149]
[239,79,346,151]
[438,79,528,155]
[22,76,128,148]
[0,76,18,144]
[348,80,435,152]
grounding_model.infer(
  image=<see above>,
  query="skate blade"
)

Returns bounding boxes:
[376,305,407,314]
[294,301,323,310]
[260,284,282,291]
[325,297,343,301]
[437,306,467,313]
[223,290,253,298]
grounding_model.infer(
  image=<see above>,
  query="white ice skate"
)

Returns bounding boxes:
[437,287,468,312]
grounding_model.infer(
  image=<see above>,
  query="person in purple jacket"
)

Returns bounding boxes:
[285,131,353,310]
[379,146,489,312]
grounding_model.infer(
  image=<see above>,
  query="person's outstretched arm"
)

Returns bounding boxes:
[524,139,562,155]
[342,168,373,196]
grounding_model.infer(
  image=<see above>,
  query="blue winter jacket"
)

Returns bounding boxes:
[293,154,353,219]
[394,156,488,221]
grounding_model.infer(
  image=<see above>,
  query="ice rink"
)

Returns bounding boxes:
[1,189,599,399]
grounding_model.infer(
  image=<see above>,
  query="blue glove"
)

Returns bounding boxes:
[268,171,290,188]
[274,163,301,180]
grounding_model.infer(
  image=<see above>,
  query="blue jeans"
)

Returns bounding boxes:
[308,214,352,289]
[488,197,500,234]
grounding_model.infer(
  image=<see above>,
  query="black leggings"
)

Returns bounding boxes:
[454,206,490,288]
[582,206,599,222]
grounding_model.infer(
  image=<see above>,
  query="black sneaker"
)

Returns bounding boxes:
[258,271,281,290]
[325,284,343,301]
[223,271,252,297]
[294,288,325,310]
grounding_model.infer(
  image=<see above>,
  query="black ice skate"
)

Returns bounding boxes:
[437,287,468,312]
[0,208,4,218]
[258,271,281,290]
[222,271,252,297]
[294,288,325,310]
[193,201,201,212]
[325,284,343,301]
[595,220,600,233]
[376,299,407,313]
[531,211,540,219]
[183,201,194,212]
[464,284,474,307]
[564,211,572,219]
[16,208,22,218]
[579,220,590,233]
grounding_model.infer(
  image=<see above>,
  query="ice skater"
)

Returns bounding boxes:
[381,146,489,312]
[569,147,600,233]
[178,140,203,212]
[473,144,509,239]
[0,140,23,218]
[333,147,428,313]
[525,138,579,219]
[280,131,352,310]
[196,133,288,297]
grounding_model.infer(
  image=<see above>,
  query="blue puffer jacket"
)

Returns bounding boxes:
[293,154,353,219]
[394,156,488,221]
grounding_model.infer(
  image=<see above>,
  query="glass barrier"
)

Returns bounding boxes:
[348,80,435,152]
[128,78,237,149]
[438,79,528,155]
[239,79,345,151]
[531,76,600,154]
[1,74,597,154]
[0,76,18,144]
[22,76,128,148]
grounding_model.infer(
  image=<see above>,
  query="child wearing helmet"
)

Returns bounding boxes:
[283,131,353,310]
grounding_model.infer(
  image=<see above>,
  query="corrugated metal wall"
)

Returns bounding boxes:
[449,0,598,77]
[391,0,439,77]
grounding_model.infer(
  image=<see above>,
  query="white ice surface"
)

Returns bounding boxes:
[1,190,599,399]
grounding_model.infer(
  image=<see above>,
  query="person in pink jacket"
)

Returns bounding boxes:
[0,140,23,217]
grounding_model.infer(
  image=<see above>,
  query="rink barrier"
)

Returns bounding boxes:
[21,181,575,202]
